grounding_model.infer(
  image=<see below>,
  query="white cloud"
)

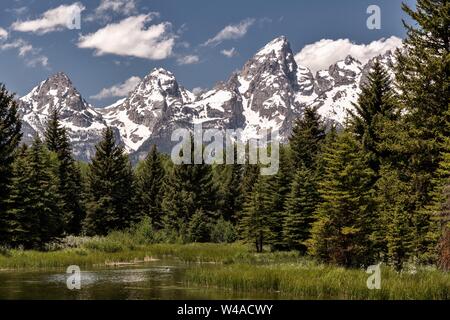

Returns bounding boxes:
[0,39,49,67]
[295,36,403,73]
[0,27,8,40]
[77,14,175,60]
[192,87,206,96]
[96,0,138,15]
[6,7,29,16]
[221,47,238,58]
[11,3,85,34]
[203,18,255,46]
[27,56,49,68]
[85,0,139,23]
[90,76,141,100]
[176,54,199,65]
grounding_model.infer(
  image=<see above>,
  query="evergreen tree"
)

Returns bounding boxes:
[7,137,64,248]
[4,146,35,247]
[161,138,217,236]
[0,84,22,245]
[137,145,165,228]
[216,147,244,223]
[280,107,325,252]
[283,165,320,253]
[241,163,260,198]
[349,59,398,173]
[84,127,137,235]
[44,109,62,152]
[308,131,376,267]
[429,134,450,269]
[375,165,416,270]
[394,0,450,261]
[239,175,274,253]
[44,109,85,234]
[289,106,326,170]
[269,145,294,250]
[188,209,212,242]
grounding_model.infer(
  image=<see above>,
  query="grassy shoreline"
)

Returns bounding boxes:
[1,238,449,299]
[185,263,450,299]
[0,242,253,269]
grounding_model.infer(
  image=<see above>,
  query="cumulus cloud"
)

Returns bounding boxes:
[77,14,175,60]
[221,47,238,58]
[0,38,49,67]
[203,18,255,46]
[11,3,85,34]
[90,76,141,100]
[294,36,403,73]
[176,54,199,65]
[0,27,8,40]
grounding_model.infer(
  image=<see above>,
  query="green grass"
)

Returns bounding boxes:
[1,235,449,299]
[0,242,253,269]
[185,263,450,300]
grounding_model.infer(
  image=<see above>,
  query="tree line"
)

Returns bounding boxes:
[0,0,448,270]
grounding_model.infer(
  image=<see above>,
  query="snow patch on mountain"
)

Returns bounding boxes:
[18,36,396,161]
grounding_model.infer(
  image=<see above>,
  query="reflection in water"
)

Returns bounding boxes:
[0,260,280,300]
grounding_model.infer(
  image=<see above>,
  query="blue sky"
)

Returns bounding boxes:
[0,0,415,107]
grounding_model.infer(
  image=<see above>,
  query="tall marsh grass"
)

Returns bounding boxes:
[185,263,450,299]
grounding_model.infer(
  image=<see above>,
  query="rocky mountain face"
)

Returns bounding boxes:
[17,36,395,161]
[18,72,114,161]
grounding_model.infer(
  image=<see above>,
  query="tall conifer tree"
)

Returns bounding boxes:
[84,127,136,235]
[137,144,165,228]
[44,109,85,234]
[308,131,376,267]
[394,0,449,261]
[0,84,22,245]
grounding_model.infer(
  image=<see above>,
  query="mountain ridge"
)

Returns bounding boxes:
[17,36,396,161]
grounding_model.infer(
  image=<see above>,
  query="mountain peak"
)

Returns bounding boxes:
[149,67,175,79]
[256,36,290,57]
[344,55,361,65]
[46,72,72,86]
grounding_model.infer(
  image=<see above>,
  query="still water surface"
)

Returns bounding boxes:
[0,260,279,300]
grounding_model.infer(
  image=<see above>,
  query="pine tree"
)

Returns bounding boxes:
[349,59,398,173]
[44,109,85,235]
[289,106,326,170]
[308,131,376,267]
[429,134,450,269]
[375,165,415,270]
[269,145,294,250]
[217,160,244,223]
[280,107,325,252]
[0,84,22,245]
[283,165,320,253]
[137,145,165,228]
[7,137,64,248]
[161,138,217,236]
[44,109,62,152]
[188,209,212,243]
[4,146,36,247]
[239,175,275,253]
[84,127,137,235]
[394,0,450,261]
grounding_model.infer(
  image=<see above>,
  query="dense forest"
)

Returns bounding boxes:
[0,0,448,271]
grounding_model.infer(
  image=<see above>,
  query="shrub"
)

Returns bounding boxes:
[210,217,237,243]
[188,210,212,243]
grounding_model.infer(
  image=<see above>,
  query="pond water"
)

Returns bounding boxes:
[0,260,279,300]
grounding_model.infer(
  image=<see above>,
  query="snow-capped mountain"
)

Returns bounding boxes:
[17,36,395,161]
[99,68,195,152]
[18,72,112,161]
